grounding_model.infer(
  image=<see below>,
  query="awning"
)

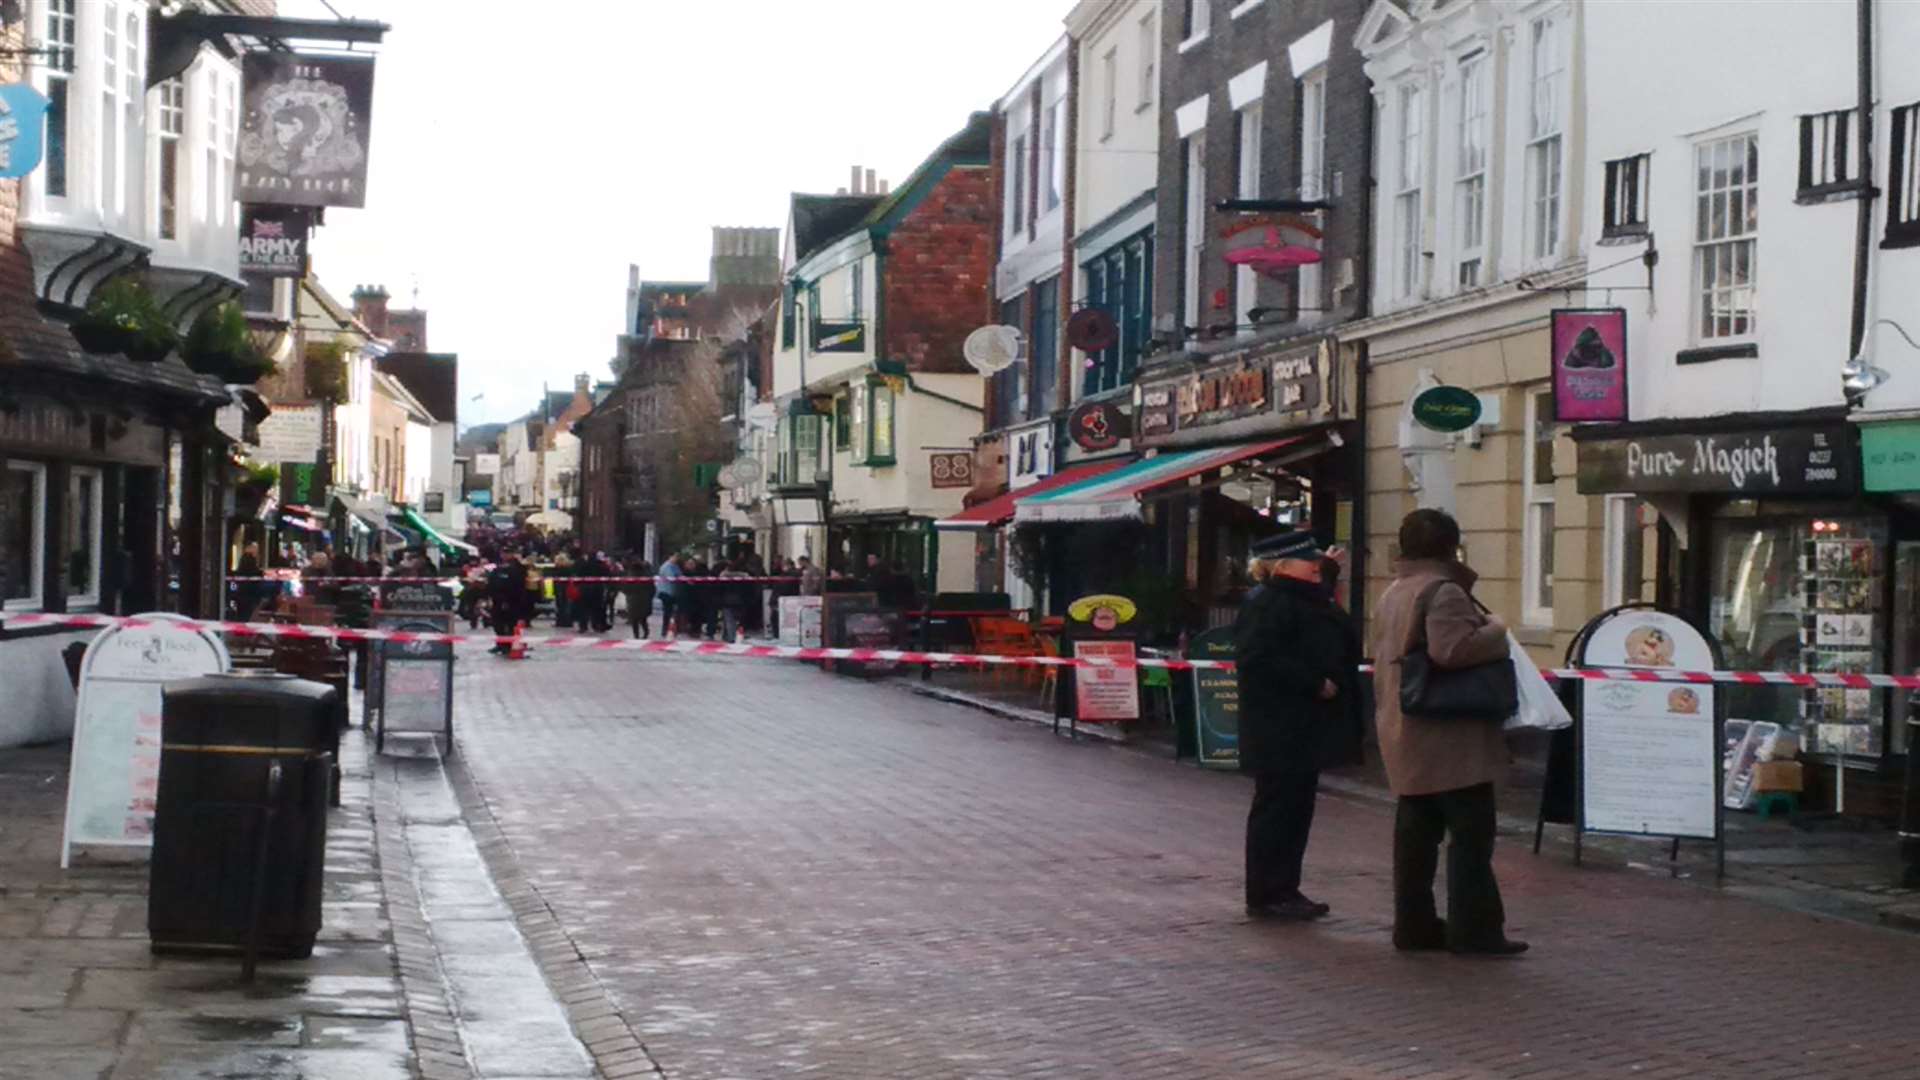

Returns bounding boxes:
[1014,437,1314,524]
[277,506,326,534]
[935,459,1128,530]
[399,506,480,557]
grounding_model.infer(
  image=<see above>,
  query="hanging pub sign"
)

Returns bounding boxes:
[238,206,312,277]
[0,83,50,179]
[1218,215,1323,278]
[929,451,973,489]
[237,53,376,208]
[1576,425,1856,495]
[813,321,865,353]
[1551,308,1629,422]
[1067,400,1127,452]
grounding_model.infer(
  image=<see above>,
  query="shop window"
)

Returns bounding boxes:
[3,462,47,611]
[1525,10,1566,263]
[1029,276,1059,419]
[1711,511,1887,760]
[1602,153,1650,239]
[1394,81,1424,300]
[1602,494,1646,608]
[1797,109,1855,196]
[1454,52,1489,287]
[1523,388,1557,626]
[1887,102,1920,248]
[67,467,101,607]
[1693,132,1759,341]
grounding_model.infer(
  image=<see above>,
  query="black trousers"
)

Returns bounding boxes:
[1393,782,1506,947]
[1245,768,1320,907]
[490,606,519,652]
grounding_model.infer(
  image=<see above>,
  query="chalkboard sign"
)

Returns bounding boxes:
[379,583,455,611]
[1188,626,1239,768]
[370,611,455,752]
[62,614,230,867]
[826,595,902,675]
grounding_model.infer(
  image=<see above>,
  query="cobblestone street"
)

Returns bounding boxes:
[454,648,1920,1080]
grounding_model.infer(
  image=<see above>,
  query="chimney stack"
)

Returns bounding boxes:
[864,168,876,195]
[878,178,890,195]
[574,373,591,397]
[850,164,863,194]
[350,284,391,339]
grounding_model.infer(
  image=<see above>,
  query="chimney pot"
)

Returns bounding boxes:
[864,168,876,195]
[851,164,862,194]
[878,179,890,195]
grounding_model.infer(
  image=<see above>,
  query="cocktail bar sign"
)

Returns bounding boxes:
[1578,426,1855,495]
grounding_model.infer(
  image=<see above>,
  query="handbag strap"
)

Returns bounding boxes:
[1405,577,1490,655]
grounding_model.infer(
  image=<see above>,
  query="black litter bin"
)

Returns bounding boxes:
[150,673,336,962]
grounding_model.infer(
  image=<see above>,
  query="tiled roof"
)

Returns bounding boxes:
[0,303,228,404]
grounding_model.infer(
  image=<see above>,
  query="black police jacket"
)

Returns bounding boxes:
[1232,575,1365,774]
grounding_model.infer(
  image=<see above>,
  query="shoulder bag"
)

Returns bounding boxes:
[1397,579,1518,723]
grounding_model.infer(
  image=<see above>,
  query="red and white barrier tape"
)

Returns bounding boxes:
[228,575,803,585]
[11,610,1920,688]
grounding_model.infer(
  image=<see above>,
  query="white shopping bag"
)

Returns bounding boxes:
[1505,633,1573,732]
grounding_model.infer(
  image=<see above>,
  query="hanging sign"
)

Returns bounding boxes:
[1578,607,1720,841]
[237,53,376,208]
[1067,400,1127,452]
[62,614,230,866]
[1008,420,1054,488]
[1576,426,1854,495]
[1551,308,1628,422]
[1189,625,1240,768]
[0,82,50,179]
[1410,385,1483,433]
[1067,593,1136,631]
[929,451,973,489]
[254,402,324,463]
[813,321,866,353]
[239,206,313,277]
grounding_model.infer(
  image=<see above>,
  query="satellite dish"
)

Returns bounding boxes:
[1066,307,1119,353]
[963,325,1023,374]
[715,465,739,490]
[730,456,763,486]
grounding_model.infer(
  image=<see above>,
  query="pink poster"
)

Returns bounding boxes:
[1551,308,1628,422]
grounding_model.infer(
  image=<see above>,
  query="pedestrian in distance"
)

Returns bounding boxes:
[657,554,685,636]
[1234,530,1365,922]
[797,555,823,597]
[486,551,530,656]
[624,559,656,639]
[577,549,612,633]
[718,559,752,642]
[1371,508,1527,957]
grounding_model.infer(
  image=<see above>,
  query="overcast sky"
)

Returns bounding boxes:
[284,0,1072,427]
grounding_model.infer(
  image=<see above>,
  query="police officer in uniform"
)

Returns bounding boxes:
[1234,530,1364,920]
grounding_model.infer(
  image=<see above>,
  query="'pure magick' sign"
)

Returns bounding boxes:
[1577,425,1854,495]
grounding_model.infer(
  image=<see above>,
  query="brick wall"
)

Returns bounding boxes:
[1151,0,1374,341]
[880,165,996,375]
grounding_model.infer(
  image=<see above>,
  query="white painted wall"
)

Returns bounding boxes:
[0,631,88,748]
[1070,1,1160,243]
[997,37,1072,302]
[403,417,433,506]
[1582,0,1860,419]
[1845,0,1920,416]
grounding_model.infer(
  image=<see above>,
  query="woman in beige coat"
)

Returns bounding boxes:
[1371,509,1527,956]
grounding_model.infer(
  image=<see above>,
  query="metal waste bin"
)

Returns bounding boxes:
[150,673,336,966]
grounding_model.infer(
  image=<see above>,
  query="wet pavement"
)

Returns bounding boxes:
[0,730,417,1080]
[453,644,1920,1079]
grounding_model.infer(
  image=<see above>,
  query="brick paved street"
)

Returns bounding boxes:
[456,647,1920,1080]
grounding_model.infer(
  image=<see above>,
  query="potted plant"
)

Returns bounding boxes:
[184,302,274,385]
[72,278,179,362]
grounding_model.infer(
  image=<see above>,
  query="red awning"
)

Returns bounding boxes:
[934,459,1128,530]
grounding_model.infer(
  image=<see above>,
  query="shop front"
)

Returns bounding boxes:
[1576,414,1912,814]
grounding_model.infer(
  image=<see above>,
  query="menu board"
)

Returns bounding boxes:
[778,596,823,648]
[63,614,230,867]
[1072,640,1140,723]
[370,612,454,748]
[1188,626,1239,768]
[1580,609,1718,840]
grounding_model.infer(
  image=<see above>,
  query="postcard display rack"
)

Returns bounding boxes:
[1800,522,1887,779]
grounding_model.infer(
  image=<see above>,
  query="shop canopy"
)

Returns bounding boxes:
[277,506,327,534]
[398,506,480,558]
[934,459,1128,531]
[1013,437,1314,524]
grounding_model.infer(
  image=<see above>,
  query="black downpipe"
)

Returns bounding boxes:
[1349,68,1377,633]
[1848,0,1875,358]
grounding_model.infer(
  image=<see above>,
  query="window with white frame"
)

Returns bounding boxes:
[1602,152,1650,238]
[1183,131,1208,330]
[1693,132,1759,340]
[1394,81,1424,300]
[1603,494,1647,609]
[42,0,75,200]
[154,78,184,240]
[1100,47,1118,139]
[1182,0,1210,44]
[1525,11,1566,263]
[66,467,101,607]
[121,9,141,224]
[102,2,121,216]
[1045,93,1066,213]
[847,260,863,322]
[1009,132,1027,237]
[1299,68,1326,200]
[1234,100,1262,334]
[2,462,47,611]
[219,63,238,231]
[1138,12,1156,108]
[1890,102,1920,246]
[1524,387,1558,626]
[1798,109,1855,194]
[1454,52,1489,288]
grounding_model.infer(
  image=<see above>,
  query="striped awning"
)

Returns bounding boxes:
[933,459,1128,530]
[1013,437,1312,524]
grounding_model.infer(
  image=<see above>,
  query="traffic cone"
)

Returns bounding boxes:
[507,621,529,660]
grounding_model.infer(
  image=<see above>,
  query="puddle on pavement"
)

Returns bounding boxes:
[181,1016,303,1043]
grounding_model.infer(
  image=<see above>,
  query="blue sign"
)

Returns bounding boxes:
[467,489,492,507]
[0,83,50,180]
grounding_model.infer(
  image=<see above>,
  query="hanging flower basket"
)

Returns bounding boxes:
[74,279,179,362]
[184,302,274,385]
[71,320,134,355]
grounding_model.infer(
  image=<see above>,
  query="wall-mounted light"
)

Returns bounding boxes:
[1843,319,1920,408]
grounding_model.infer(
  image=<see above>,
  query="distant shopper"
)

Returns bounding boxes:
[624,560,657,639]
[797,555,823,596]
[486,552,531,655]
[1233,530,1363,922]
[1371,508,1526,956]
[718,559,753,642]
[657,554,686,636]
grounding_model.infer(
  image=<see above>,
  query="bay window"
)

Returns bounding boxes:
[154,79,184,240]
[43,0,75,200]
[848,381,896,466]
[2,463,47,611]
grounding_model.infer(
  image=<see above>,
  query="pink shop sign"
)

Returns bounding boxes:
[1551,308,1629,423]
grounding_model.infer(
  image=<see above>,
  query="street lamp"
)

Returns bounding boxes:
[1843,318,1919,407]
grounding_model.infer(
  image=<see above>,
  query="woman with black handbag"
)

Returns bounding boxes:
[1371,509,1527,957]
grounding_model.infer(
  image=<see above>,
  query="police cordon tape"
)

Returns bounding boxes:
[10,610,1920,688]
[227,575,804,585]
